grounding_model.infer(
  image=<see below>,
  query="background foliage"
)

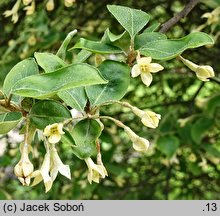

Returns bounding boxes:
[0,0,220,200]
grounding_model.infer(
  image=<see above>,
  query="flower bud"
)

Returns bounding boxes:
[124,127,150,153]
[64,0,75,7]
[179,56,215,81]
[14,154,34,186]
[46,0,55,11]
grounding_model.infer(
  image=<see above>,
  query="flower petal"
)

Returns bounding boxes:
[140,72,153,87]
[131,64,141,77]
[137,57,152,65]
[149,63,164,73]
[48,134,61,144]
[59,165,71,179]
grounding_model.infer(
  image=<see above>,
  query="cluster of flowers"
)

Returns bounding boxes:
[13,102,162,192]
[3,0,76,23]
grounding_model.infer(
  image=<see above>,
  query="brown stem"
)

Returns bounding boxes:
[159,0,200,33]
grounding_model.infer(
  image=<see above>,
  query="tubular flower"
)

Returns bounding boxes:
[64,0,75,7]
[43,123,65,144]
[46,0,55,11]
[179,56,215,81]
[14,143,34,186]
[85,157,108,184]
[131,57,164,87]
[31,151,53,193]
[202,7,220,25]
[24,0,35,15]
[124,127,150,152]
[132,107,161,128]
[3,0,21,23]
[50,144,71,181]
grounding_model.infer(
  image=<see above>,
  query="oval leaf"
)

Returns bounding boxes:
[140,32,214,60]
[3,58,39,96]
[69,38,123,54]
[70,119,102,159]
[34,52,66,72]
[157,135,180,158]
[30,100,71,129]
[86,60,130,107]
[0,112,22,134]
[107,5,150,39]
[11,63,107,99]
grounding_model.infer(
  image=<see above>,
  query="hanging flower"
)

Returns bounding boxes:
[202,7,220,25]
[131,107,161,128]
[43,123,65,144]
[64,0,75,7]
[179,56,215,81]
[14,143,34,186]
[3,0,21,23]
[24,0,35,15]
[46,0,55,11]
[124,127,150,152]
[23,0,32,5]
[50,144,71,181]
[131,57,164,86]
[84,157,108,184]
[31,151,53,193]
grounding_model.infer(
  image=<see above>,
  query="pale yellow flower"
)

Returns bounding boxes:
[179,56,215,81]
[85,157,108,184]
[46,0,55,11]
[124,127,150,152]
[32,151,53,193]
[50,144,71,181]
[23,0,32,5]
[3,0,21,23]
[132,107,161,128]
[131,57,164,87]
[64,0,75,7]
[24,0,35,15]
[202,7,220,25]
[43,123,65,144]
[14,145,34,186]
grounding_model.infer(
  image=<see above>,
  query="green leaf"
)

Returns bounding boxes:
[73,50,92,64]
[143,22,160,32]
[134,32,167,50]
[202,144,220,158]
[70,119,102,159]
[2,58,39,103]
[61,129,76,146]
[34,52,66,72]
[56,29,77,60]
[206,94,220,116]
[140,32,214,60]
[157,135,180,158]
[11,63,107,99]
[0,112,22,134]
[86,60,130,107]
[30,100,71,129]
[58,87,87,111]
[69,38,123,54]
[191,117,213,144]
[107,5,150,39]
[101,28,125,43]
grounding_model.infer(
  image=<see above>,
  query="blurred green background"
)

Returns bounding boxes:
[0,0,220,199]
